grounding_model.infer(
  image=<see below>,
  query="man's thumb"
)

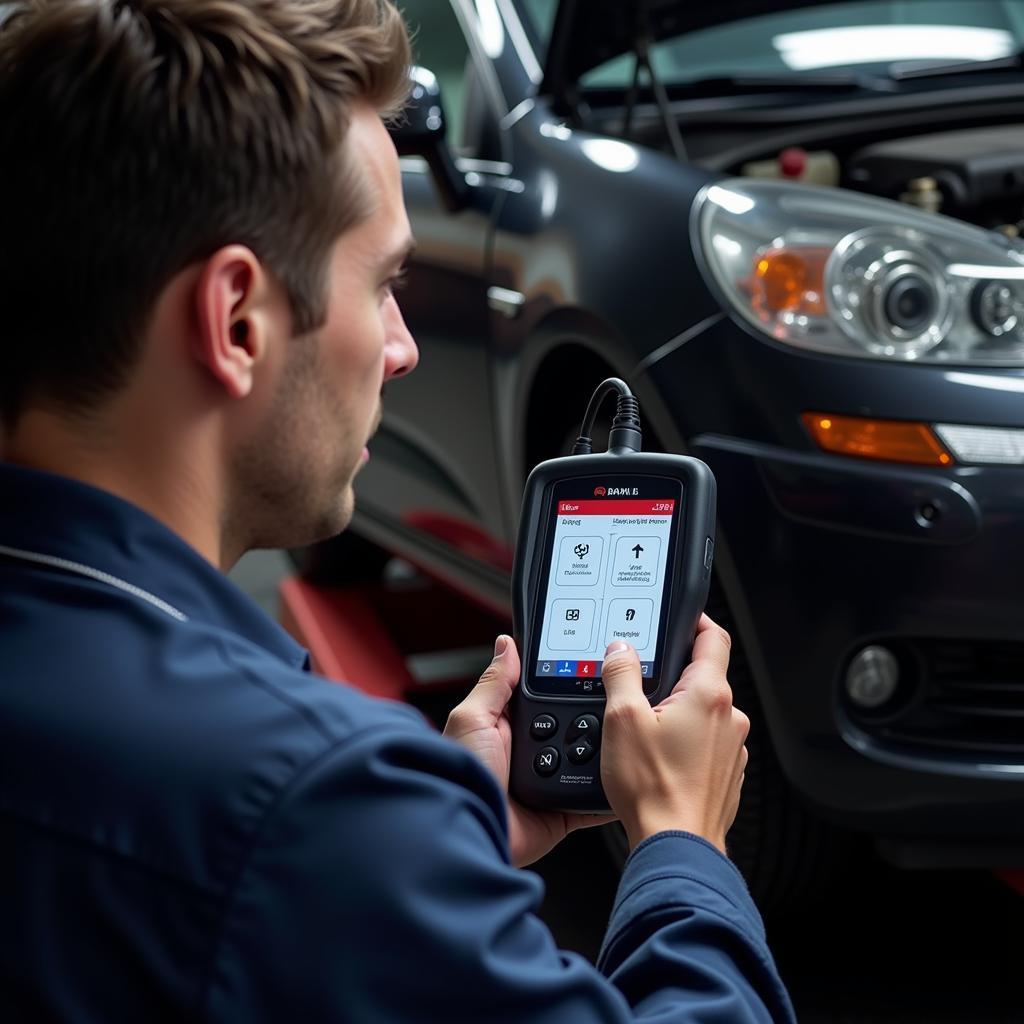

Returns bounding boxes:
[601,642,648,717]
[468,635,520,710]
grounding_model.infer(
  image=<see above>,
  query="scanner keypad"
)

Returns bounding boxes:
[530,712,602,775]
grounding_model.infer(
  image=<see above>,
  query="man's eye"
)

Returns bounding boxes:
[383,269,408,296]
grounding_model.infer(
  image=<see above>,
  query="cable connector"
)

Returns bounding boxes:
[570,377,643,456]
[608,394,642,454]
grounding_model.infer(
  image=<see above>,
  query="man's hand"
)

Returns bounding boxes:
[443,635,613,867]
[600,614,749,854]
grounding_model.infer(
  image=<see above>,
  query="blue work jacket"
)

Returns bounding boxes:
[0,461,795,1022]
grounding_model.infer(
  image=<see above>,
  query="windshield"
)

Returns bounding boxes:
[520,0,1024,87]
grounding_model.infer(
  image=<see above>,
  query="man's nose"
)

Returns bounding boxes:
[383,295,419,380]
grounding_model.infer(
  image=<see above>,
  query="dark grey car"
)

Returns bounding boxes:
[331,0,1024,905]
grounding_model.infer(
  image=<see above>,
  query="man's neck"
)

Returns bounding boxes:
[5,409,228,570]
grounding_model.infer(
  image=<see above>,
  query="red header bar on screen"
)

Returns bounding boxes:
[557,499,675,516]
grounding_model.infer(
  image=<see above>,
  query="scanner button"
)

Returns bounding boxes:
[604,599,653,651]
[566,714,600,742]
[547,599,597,651]
[611,536,661,588]
[555,535,604,586]
[566,738,596,764]
[533,747,560,777]
[530,714,558,741]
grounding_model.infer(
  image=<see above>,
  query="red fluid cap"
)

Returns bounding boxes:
[779,147,807,179]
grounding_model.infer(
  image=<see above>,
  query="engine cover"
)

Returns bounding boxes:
[848,125,1024,215]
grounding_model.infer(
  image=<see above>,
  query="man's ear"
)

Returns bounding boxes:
[192,246,276,399]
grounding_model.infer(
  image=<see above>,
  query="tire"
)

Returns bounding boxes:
[709,588,846,913]
[602,584,847,914]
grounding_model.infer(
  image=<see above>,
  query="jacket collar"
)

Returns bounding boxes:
[0,460,309,671]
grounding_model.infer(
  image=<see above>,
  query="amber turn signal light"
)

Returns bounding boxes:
[803,413,954,466]
[750,246,830,318]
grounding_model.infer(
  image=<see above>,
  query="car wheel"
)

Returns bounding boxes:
[601,583,849,914]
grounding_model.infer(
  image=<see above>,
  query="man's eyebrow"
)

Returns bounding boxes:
[383,237,416,269]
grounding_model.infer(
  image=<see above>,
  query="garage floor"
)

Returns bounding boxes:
[538,827,1024,1024]
[230,550,1024,1023]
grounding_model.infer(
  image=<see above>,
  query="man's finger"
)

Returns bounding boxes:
[690,614,732,675]
[449,635,521,725]
[601,642,650,721]
[668,615,732,698]
[564,812,617,834]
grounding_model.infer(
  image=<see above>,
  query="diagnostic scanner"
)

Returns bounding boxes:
[510,379,717,813]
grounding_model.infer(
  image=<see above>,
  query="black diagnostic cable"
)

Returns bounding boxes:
[570,377,643,456]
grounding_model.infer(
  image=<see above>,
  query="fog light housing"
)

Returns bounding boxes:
[846,645,900,709]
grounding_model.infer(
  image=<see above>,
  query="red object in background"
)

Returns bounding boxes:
[279,578,414,701]
[403,510,514,573]
[779,146,807,178]
[279,573,511,703]
[995,869,1024,897]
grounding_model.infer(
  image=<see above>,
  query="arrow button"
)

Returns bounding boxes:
[566,714,600,743]
[565,737,596,764]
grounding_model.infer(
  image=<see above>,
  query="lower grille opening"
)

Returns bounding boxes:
[846,639,1024,761]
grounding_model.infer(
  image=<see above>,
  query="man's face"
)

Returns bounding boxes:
[232,104,418,552]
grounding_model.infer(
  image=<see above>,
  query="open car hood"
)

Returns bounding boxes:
[541,0,837,98]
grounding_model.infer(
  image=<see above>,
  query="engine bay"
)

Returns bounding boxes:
[738,124,1024,236]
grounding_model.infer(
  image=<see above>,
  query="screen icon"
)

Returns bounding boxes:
[556,660,577,675]
[577,661,597,677]
[538,661,553,675]
[548,599,596,651]
[556,536,602,586]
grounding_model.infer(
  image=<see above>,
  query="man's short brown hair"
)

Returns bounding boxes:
[0,0,410,427]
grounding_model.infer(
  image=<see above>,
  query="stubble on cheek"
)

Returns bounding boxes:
[228,336,357,551]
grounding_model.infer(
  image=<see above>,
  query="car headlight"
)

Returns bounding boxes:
[695,178,1024,366]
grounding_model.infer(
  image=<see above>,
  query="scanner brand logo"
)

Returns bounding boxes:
[593,486,606,496]
[606,487,638,496]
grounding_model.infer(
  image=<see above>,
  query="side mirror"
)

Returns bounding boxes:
[391,66,469,213]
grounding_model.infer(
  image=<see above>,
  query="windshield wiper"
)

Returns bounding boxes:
[617,70,899,102]
[889,52,1024,80]
[679,71,897,94]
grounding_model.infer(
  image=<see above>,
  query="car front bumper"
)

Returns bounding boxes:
[692,433,1024,857]
[651,316,1024,863]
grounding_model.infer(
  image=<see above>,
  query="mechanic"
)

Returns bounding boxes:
[0,1,794,1021]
